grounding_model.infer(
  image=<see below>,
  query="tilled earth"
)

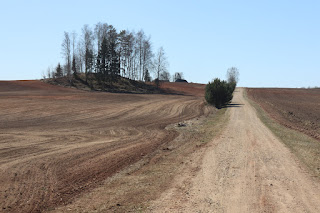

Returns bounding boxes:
[0,80,208,212]
[246,88,320,140]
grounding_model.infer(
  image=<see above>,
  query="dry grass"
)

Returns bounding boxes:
[245,89,320,178]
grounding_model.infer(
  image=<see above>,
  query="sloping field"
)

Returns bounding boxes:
[0,80,209,212]
[247,88,320,140]
[160,82,206,97]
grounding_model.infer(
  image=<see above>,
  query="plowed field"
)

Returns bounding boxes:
[247,88,320,140]
[0,81,209,212]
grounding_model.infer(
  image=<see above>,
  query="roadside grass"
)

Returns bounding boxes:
[245,89,320,179]
[198,107,229,144]
[52,105,229,212]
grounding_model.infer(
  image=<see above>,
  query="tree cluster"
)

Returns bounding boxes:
[205,67,239,108]
[46,22,171,86]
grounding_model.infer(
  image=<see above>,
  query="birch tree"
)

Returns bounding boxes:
[226,67,239,85]
[61,31,71,78]
[142,38,153,81]
[71,31,77,75]
[82,25,94,82]
[153,46,168,87]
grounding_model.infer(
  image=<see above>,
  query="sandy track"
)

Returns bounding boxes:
[0,81,209,212]
[151,88,320,212]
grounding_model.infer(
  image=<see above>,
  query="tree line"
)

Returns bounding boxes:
[44,22,182,85]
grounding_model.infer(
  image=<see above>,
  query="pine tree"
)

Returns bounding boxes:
[85,47,94,82]
[72,56,77,75]
[109,40,120,83]
[144,69,151,82]
[96,37,109,82]
[55,63,63,78]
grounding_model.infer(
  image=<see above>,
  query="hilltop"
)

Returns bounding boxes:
[43,73,161,94]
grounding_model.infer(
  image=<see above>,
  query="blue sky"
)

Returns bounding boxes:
[0,0,319,87]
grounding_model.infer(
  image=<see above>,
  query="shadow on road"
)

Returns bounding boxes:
[222,103,244,108]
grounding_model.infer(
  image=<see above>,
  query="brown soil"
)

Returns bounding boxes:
[150,88,320,212]
[0,80,209,212]
[246,88,320,140]
[160,82,206,97]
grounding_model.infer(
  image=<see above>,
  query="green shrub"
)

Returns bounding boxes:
[205,78,235,108]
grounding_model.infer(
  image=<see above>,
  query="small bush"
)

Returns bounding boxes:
[205,78,235,108]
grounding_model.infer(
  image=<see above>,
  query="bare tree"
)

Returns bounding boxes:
[118,30,127,77]
[153,46,168,87]
[118,30,137,78]
[94,22,109,55]
[76,41,84,73]
[61,32,71,78]
[160,71,170,81]
[71,31,77,76]
[94,22,104,53]
[41,70,46,79]
[142,38,153,81]
[119,30,139,80]
[50,65,55,79]
[71,31,77,56]
[133,31,154,81]
[51,22,164,86]
[47,67,51,79]
[82,25,95,82]
[174,72,184,81]
[226,67,239,85]
[136,30,144,80]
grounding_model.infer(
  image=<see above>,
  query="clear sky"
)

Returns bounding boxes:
[0,0,319,87]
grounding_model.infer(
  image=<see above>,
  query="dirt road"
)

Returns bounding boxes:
[151,88,320,212]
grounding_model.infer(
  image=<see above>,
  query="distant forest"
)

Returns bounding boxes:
[44,22,183,84]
